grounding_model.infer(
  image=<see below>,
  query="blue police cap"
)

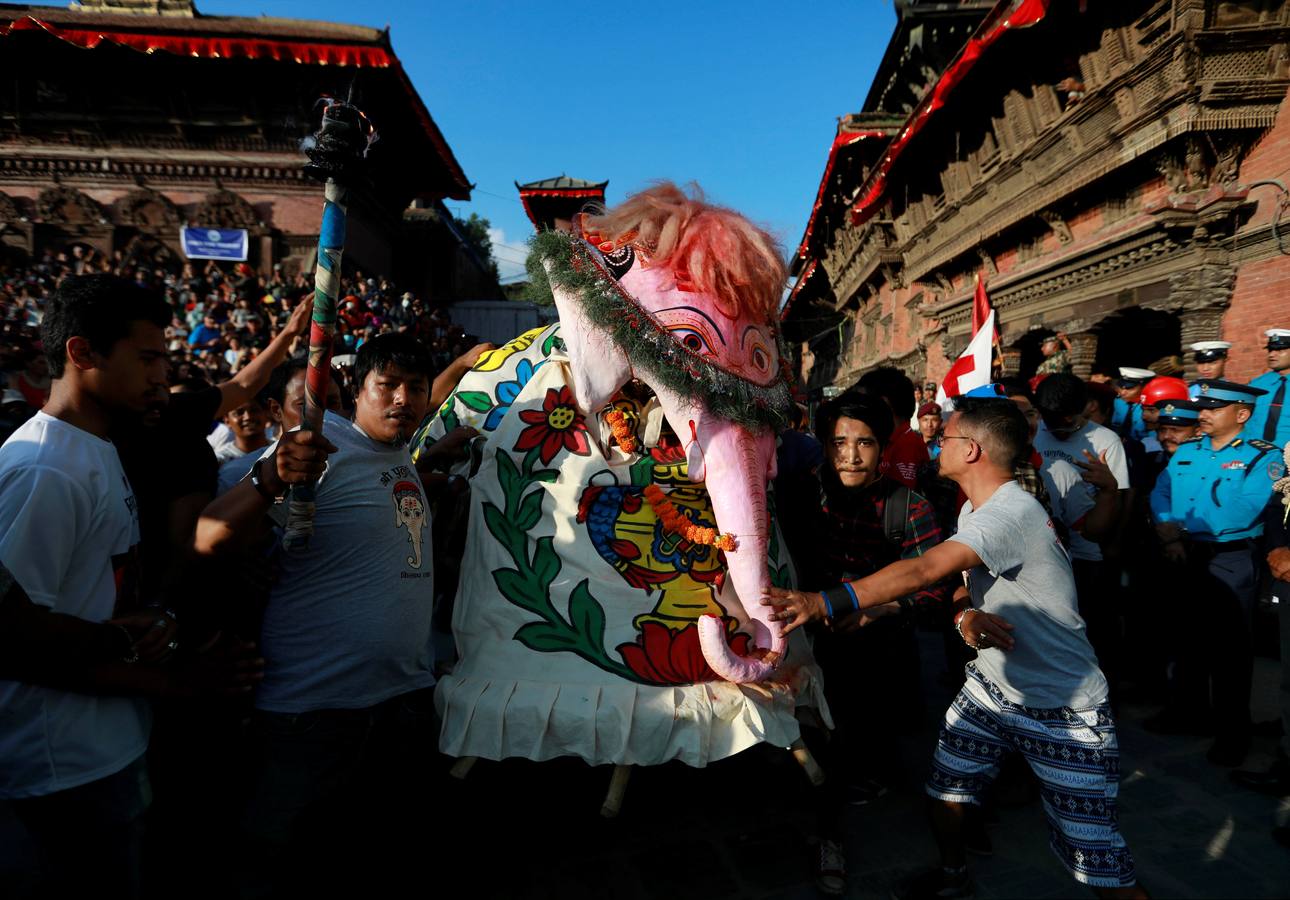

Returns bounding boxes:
[1188,379,1268,408]
[1155,401,1199,425]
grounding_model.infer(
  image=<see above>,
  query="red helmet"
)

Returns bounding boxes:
[1141,376,1190,408]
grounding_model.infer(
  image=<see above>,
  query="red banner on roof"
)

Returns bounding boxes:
[0,15,393,67]
[849,0,1050,227]
[795,129,889,261]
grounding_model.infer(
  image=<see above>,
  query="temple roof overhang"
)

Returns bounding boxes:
[0,3,472,200]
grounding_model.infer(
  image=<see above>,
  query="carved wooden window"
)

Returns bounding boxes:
[1101,27,1130,73]
[976,129,1001,174]
[905,292,924,334]
[1003,91,1036,149]
[1033,84,1063,125]
[1079,48,1106,88]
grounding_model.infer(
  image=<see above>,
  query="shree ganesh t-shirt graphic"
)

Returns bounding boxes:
[391,478,426,569]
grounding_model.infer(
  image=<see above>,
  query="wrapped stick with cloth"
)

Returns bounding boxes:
[283,94,376,549]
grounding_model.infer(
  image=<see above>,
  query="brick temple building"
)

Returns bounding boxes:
[785,0,1290,396]
[0,0,499,301]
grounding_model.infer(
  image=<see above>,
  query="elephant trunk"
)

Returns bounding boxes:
[652,386,783,683]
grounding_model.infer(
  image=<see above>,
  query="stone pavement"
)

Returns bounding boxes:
[2,632,1288,898]
[427,631,1290,900]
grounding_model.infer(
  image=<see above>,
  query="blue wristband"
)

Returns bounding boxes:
[822,594,836,619]
[841,581,860,612]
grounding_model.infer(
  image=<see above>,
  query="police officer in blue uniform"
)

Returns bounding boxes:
[1248,328,1290,450]
[1112,366,1155,441]
[1190,341,1232,381]
[1151,379,1278,765]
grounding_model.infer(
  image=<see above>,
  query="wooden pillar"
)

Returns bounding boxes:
[258,234,275,274]
[1178,305,1226,382]
[1068,331,1099,380]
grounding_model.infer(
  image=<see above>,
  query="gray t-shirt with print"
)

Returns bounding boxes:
[255,411,435,713]
[949,481,1108,710]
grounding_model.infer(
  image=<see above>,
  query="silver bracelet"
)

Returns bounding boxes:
[954,611,971,645]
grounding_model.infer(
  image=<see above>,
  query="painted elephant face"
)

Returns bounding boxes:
[536,183,793,683]
[616,255,782,389]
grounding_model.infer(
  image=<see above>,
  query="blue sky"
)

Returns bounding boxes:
[203,0,897,281]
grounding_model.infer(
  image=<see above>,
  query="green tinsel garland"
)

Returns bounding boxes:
[525,229,794,432]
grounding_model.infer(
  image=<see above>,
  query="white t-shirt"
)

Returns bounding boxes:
[950,481,1108,709]
[254,411,436,713]
[0,413,151,798]
[1038,457,1099,562]
[206,422,234,453]
[1033,420,1129,488]
[213,441,249,465]
[1032,420,1128,563]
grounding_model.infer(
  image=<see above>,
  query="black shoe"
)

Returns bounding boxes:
[890,866,973,899]
[1206,734,1251,767]
[1230,759,1290,796]
[815,838,846,896]
[845,778,890,806]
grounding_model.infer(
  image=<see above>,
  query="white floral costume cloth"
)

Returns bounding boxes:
[415,324,830,766]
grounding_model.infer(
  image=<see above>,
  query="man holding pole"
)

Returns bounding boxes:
[194,333,441,897]
[767,394,1145,899]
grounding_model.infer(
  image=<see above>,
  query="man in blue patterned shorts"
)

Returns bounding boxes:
[768,392,1147,899]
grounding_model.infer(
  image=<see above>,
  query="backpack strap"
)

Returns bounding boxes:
[885,483,912,550]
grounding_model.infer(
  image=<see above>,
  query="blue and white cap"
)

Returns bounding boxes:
[1117,366,1156,387]
[1189,341,1231,361]
[1155,401,1199,425]
[1266,329,1290,350]
[1188,379,1268,408]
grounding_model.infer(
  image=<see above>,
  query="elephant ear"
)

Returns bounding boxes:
[543,259,631,414]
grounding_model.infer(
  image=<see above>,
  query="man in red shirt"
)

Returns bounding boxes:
[855,366,928,487]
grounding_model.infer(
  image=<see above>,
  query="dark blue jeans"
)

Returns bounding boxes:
[236,687,438,899]
[11,753,151,900]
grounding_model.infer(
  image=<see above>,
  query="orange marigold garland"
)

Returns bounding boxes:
[604,408,638,453]
[642,484,737,552]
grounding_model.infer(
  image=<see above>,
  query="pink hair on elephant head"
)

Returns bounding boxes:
[561,183,790,683]
[578,182,785,326]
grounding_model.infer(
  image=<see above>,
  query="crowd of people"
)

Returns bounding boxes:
[775,329,1289,897]
[1,252,1289,899]
[0,254,493,899]
[0,247,485,445]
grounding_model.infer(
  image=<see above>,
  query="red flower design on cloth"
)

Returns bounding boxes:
[514,386,591,464]
[617,621,752,685]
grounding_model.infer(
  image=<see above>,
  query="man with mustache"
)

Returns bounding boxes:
[1150,378,1278,767]
[194,332,443,897]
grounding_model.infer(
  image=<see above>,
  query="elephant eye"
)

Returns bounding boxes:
[668,326,713,356]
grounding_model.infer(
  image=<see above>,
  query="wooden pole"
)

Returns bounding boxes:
[600,765,632,818]
[789,738,825,786]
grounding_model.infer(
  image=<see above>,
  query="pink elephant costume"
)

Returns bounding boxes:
[416,184,829,769]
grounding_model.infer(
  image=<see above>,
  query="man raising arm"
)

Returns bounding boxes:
[768,395,1145,900]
